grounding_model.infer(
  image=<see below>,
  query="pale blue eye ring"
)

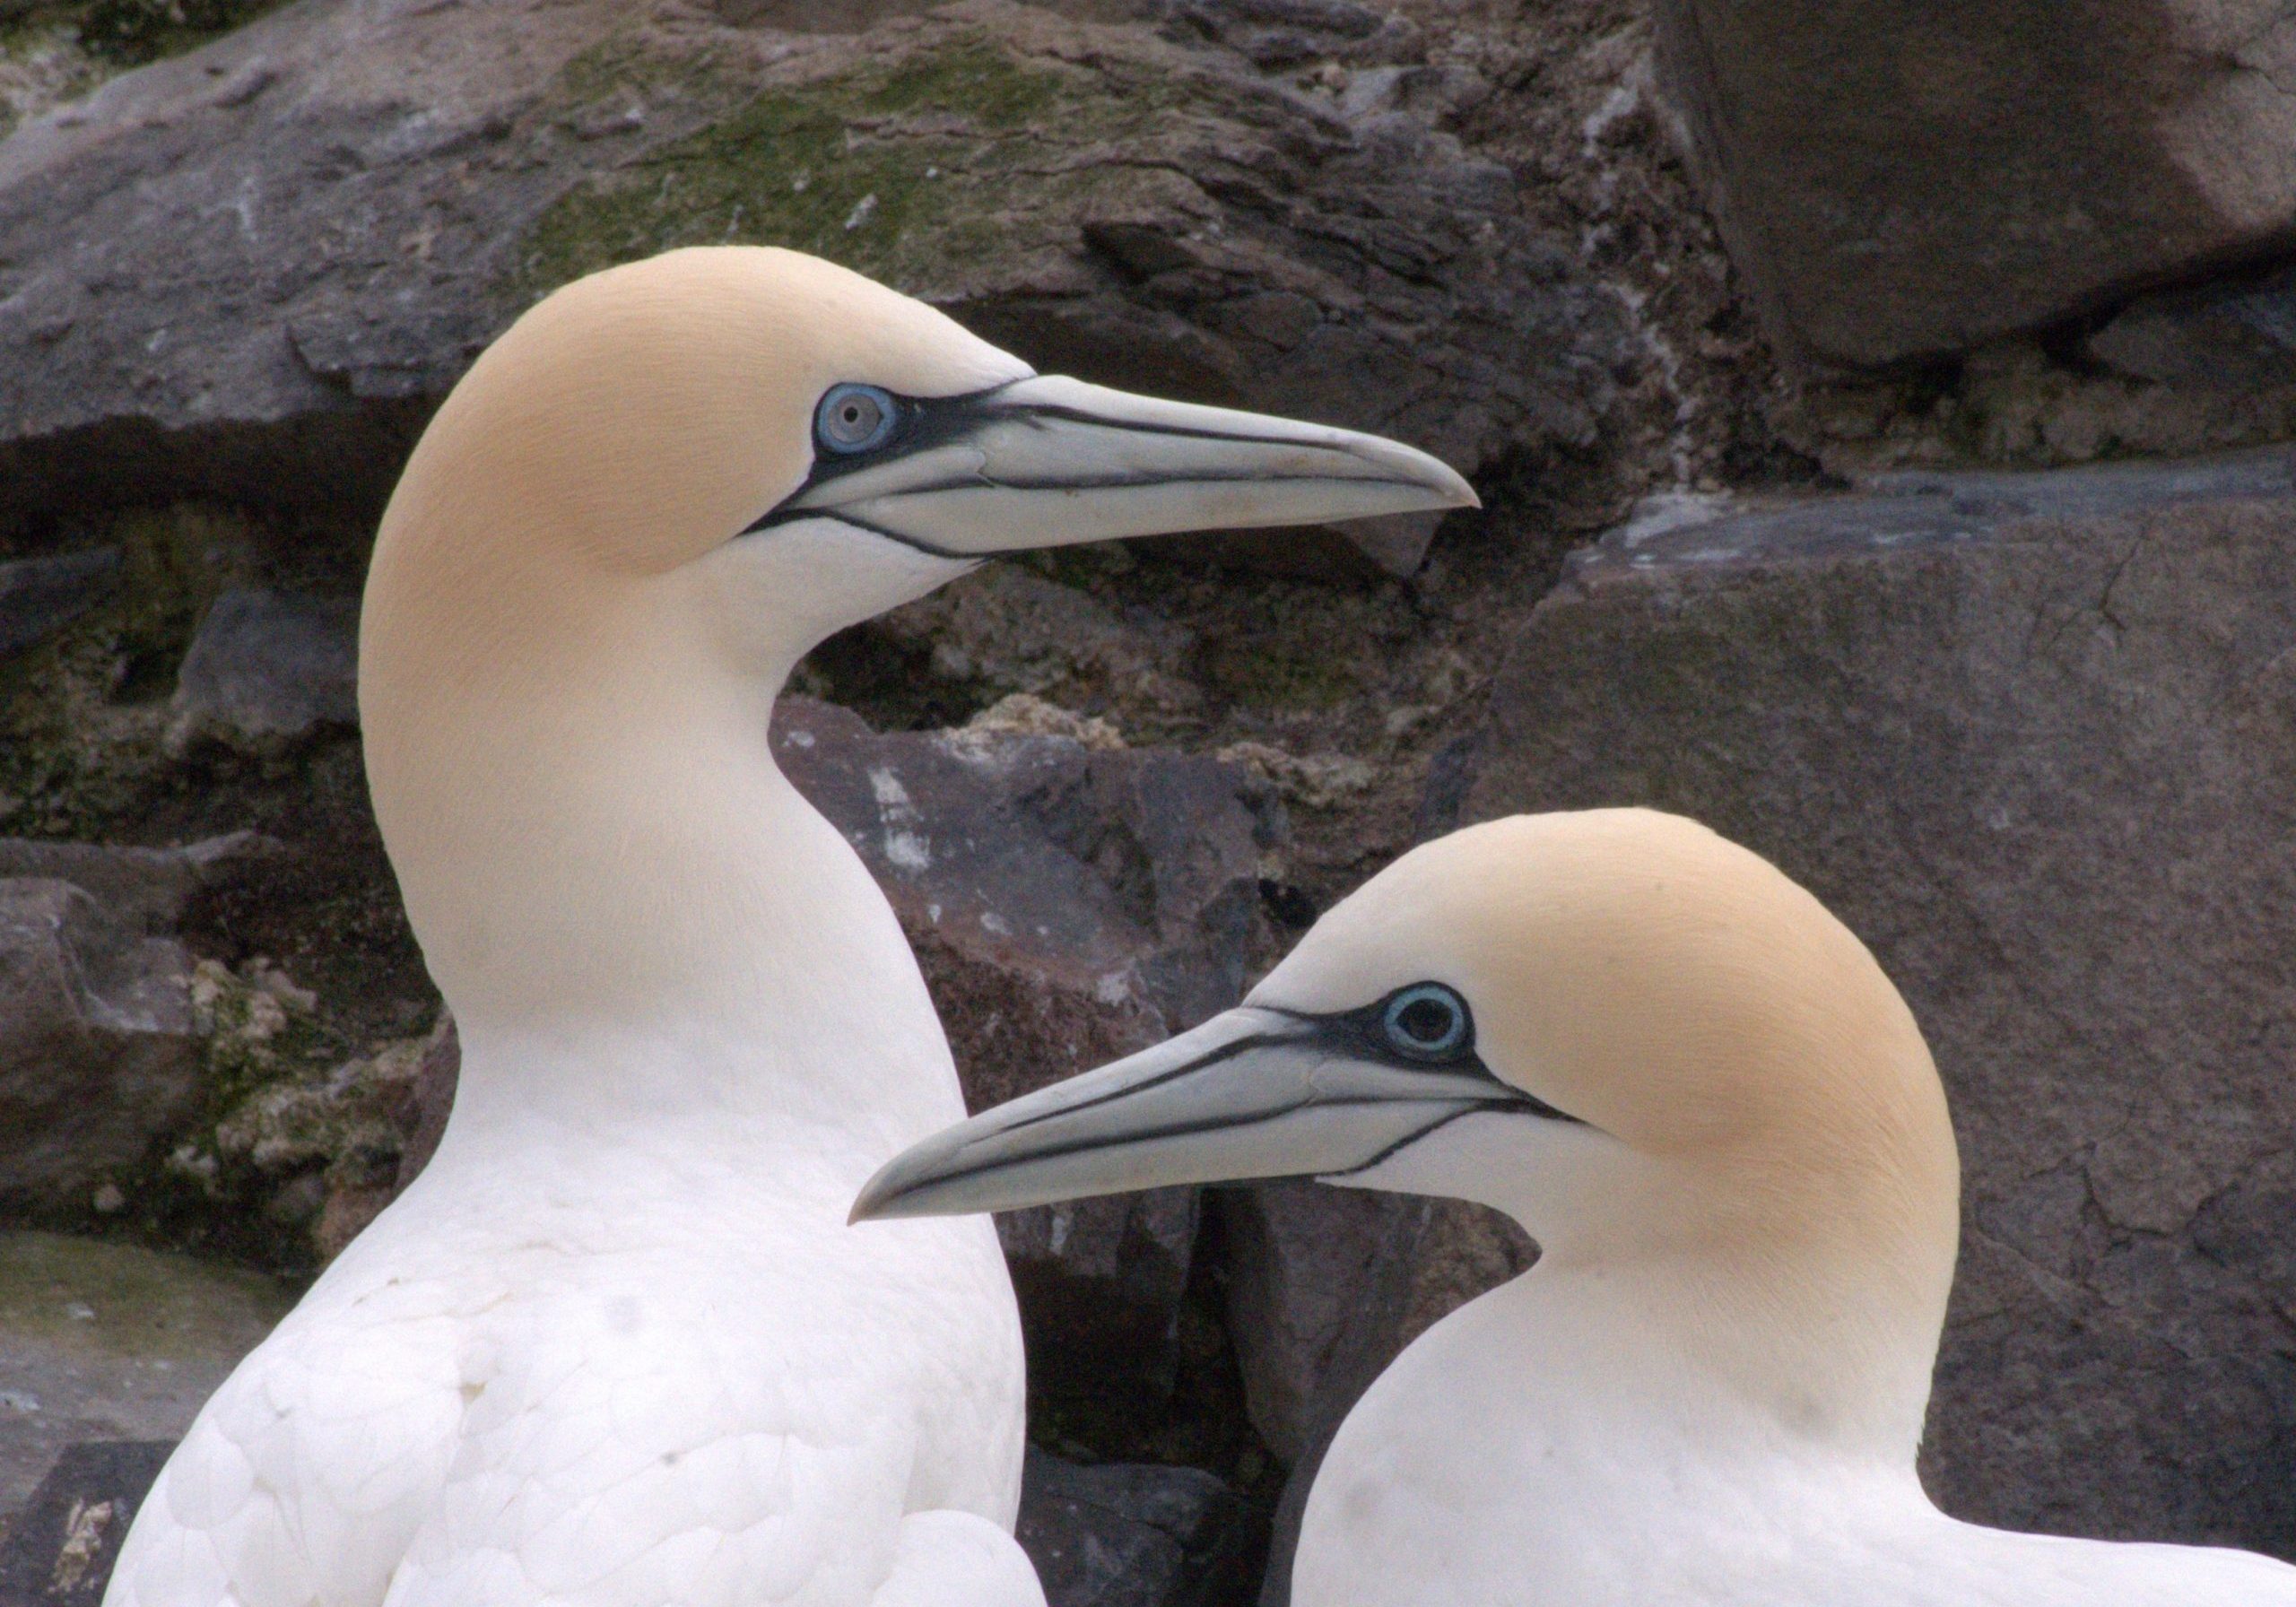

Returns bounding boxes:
[1382,983,1470,1061]
[815,383,898,454]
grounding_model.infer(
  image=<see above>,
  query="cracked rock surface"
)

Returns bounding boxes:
[1654,0,2296,366]
[1460,449,2296,1555]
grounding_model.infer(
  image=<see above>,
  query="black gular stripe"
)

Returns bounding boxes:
[778,508,982,564]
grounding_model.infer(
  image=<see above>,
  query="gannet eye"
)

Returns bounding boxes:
[1381,983,1471,1062]
[816,383,899,454]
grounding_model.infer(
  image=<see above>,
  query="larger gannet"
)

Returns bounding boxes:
[856,810,2296,1605]
[100,247,1474,1607]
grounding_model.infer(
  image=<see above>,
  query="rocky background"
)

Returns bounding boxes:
[1,0,2293,1602]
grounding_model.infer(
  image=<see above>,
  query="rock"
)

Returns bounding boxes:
[1224,1186,1531,1605]
[392,1012,458,1192]
[0,1230,291,1518]
[136,960,460,1269]
[168,588,358,751]
[997,1189,1200,1400]
[0,830,277,934]
[1016,1448,1253,1607]
[0,549,116,659]
[0,1440,170,1607]
[876,567,1199,721]
[0,0,1622,571]
[774,696,1282,1394]
[2089,267,2296,392]
[773,697,1282,1100]
[1653,0,2296,366]
[1457,447,2296,1557]
[0,880,200,1204]
[204,1007,455,1260]
[1218,1182,1407,1464]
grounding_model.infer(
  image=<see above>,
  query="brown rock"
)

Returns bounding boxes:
[0,0,1622,571]
[1218,1181,1408,1464]
[0,831,277,935]
[774,697,1283,1392]
[1228,1186,1531,1605]
[391,1012,458,1191]
[2089,267,2296,392]
[772,697,1283,1093]
[1457,447,2296,1557]
[0,881,200,1204]
[1654,0,2296,366]
[997,1188,1200,1399]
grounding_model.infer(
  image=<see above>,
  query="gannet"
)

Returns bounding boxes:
[101,247,1474,1607]
[855,809,2296,1606]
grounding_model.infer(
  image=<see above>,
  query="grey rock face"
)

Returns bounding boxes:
[773,696,1282,1394]
[0,0,1618,571]
[997,1188,1201,1400]
[1233,1188,1532,1607]
[0,1440,171,1607]
[1653,0,2296,366]
[1016,1449,1252,1607]
[0,550,117,659]
[0,1231,291,1519]
[2089,268,2296,391]
[0,830,275,934]
[1219,1182,1410,1464]
[169,588,358,751]
[0,880,200,1203]
[1460,449,2296,1556]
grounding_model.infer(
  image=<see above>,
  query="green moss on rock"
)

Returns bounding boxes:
[513,36,1153,300]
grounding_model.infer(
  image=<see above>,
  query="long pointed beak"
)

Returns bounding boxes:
[753,375,1476,559]
[849,1005,1535,1223]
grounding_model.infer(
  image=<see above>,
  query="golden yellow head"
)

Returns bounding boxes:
[357,246,1475,1029]
[855,808,1962,1445]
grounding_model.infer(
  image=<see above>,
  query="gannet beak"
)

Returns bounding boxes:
[850,1004,1558,1222]
[750,375,1476,559]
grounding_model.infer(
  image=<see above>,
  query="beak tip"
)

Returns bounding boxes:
[848,1170,905,1225]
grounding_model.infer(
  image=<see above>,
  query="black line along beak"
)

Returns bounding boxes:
[849,1003,1561,1223]
[750,374,1478,561]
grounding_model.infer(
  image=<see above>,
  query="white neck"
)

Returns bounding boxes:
[363,550,970,1161]
[1295,1247,1941,1607]
[1354,1115,1952,1463]
[436,759,964,1158]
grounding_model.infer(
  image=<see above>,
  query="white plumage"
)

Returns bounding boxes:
[101,246,1474,1607]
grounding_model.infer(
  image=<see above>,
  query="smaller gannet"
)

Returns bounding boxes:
[855,810,2296,1606]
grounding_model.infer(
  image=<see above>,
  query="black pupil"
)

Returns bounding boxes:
[1396,997,1454,1044]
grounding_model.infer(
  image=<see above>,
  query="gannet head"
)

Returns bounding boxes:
[365,245,1473,678]
[854,810,1962,1443]
[361,248,1474,1029]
